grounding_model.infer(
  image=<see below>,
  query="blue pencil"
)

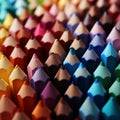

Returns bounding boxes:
[63,48,80,75]
[73,62,92,97]
[81,46,100,74]
[88,78,107,109]
[89,34,106,56]
[102,97,120,120]
[79,96,100,120]
[101,42,118,76]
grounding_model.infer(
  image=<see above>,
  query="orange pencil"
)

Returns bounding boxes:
[17,81,37,117]
[12,109,30,120]
[32,100,51,120]
[16,27,31,49]
[0,95,17,120]
[18,9,30,24]
[9,65,28,100]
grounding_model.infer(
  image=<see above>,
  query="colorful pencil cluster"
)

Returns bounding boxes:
[0,0,120,120]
